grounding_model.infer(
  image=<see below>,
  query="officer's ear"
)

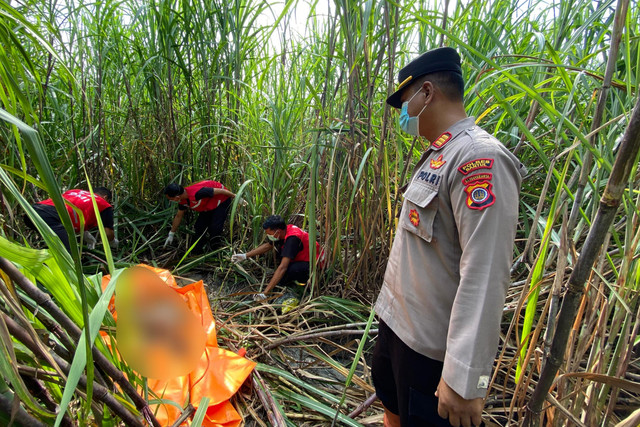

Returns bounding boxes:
[421,80,435,104]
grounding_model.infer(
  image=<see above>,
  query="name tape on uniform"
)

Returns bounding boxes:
[461,173,492,186]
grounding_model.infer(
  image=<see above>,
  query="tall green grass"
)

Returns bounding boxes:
[1,0,639,424]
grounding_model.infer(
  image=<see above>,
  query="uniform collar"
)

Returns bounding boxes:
[428,116,476,151]
[399,117,478,195]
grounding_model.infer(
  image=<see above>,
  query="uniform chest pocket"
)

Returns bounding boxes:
[401,184,438,243]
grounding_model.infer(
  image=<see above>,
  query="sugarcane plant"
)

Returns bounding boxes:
[1,0,640,424]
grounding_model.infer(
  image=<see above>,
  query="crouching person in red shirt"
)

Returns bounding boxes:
[164,180,244,254]
[27,187,116,252]
[231,215,323,301]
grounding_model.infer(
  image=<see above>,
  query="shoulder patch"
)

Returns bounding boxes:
[461,173,492,186]
[458,158,494,175]
[464,181,495,210]
[431,132,452,149]
[430,154,446,169]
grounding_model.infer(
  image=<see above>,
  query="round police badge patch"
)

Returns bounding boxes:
[464,181,495,210]
[471,187,489,203]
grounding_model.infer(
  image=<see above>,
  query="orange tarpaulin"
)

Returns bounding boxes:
[101,265,256,426]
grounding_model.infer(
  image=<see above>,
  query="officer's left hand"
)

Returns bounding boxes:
[237,197,248,207]
[110,238,119,249]
[435,378,483,427]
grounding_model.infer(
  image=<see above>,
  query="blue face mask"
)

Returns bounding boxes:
[398,88,427,136]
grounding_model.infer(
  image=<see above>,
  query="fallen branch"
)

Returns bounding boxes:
[170,403,195,427]
[266,329,378,350]
[3,313,145,427]
[0,256,161,427]
[348,392,378,418]
[252,370,287,427]
[0,390,48,427]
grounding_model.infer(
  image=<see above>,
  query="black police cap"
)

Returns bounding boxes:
[386,47,462,109]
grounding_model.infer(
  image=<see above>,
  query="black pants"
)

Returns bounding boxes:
[372,320,456,427]
[25,204,70,252]
[280,261,310,287]
[193,198,231,253]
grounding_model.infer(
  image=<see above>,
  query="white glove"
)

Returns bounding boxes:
[253,293,267,302]
[164,231,175,247]
[237,198,248,207]
[110,238,119,249]
[83,231,97,250]
[231,253,247,263]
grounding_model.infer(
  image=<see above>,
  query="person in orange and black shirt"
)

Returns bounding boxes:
[27,187,116,252]
[163,180,244,254]
[231,215,323,301]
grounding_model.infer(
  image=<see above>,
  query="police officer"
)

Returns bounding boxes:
[28,187,117,252]
[372,47,526,426]
[164,180,244,254]
[231,215,323,301]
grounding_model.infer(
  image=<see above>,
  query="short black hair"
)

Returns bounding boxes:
[262,215,286,231]
[94,186,112,202]
[164,183,184,197]
[414,71,464,102]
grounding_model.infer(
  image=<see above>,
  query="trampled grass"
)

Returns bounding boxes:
[1,0,640,425]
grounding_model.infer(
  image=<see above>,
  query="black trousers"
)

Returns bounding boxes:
[192,198,231,253]
[280,261,310,287]
[25,204,70,252]
[372,319,456,427]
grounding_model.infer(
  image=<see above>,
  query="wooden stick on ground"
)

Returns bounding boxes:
[0,256,161,427]
[2,312,145,427]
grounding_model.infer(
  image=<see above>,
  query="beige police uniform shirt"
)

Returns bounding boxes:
[375,117,526,399]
